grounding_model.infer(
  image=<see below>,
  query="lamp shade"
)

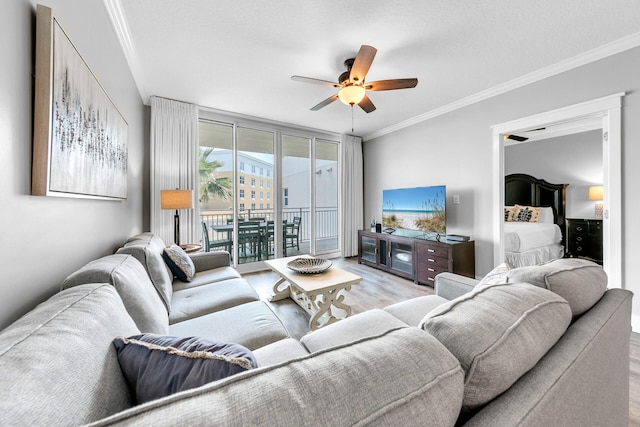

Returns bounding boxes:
[338,85,366,106]
[588,186,603,201]
[161,189,193,210]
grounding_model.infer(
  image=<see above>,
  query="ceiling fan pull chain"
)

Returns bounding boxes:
[351,105,354,132]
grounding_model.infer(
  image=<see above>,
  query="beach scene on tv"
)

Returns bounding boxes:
[382,185,446,234]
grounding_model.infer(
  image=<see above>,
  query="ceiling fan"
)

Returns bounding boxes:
[291,45,418,113]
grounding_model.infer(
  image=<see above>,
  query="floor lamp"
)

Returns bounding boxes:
[160,189,193,246]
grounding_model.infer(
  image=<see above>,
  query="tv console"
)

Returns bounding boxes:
[357,230,475,286]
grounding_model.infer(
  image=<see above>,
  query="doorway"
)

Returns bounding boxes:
[491,93,624,288]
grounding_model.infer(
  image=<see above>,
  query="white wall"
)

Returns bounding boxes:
[505,130,603,219]
[0,0,145,329]
[363,46,640,326]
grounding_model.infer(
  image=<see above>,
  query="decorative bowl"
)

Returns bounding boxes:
[287,257,332,274]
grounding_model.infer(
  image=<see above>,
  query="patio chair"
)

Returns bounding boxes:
[285,216,301,252]
[201,221,232,253]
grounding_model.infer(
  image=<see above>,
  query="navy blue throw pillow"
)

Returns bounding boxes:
[162,244,195,281]
[113,334,257,404]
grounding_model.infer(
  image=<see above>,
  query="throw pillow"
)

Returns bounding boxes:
[504,206,516,222]
[163,244,195,282]
[419,282,571,410]
[512,204,541,222]
[113,334,257,404]
[476,262,510,287]
[507,258,607,316]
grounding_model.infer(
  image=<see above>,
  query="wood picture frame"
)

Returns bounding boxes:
[32,4,128,200]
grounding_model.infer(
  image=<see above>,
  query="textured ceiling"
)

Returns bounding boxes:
[108,0,640,139]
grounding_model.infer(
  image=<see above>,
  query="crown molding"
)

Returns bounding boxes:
[363,31,640,141]
[103,0,148,102]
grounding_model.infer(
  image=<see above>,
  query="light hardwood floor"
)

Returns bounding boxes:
[244,257,640,426]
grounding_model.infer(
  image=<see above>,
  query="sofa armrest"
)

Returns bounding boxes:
[434,272,479,300]
[188,251,231,272]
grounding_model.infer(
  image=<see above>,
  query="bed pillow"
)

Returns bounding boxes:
[507,258,607,316]
[419,282,571,410]
[163,244,195,282]
[113,334,257,404]
[537,206,555,223]
[512,204,541,222]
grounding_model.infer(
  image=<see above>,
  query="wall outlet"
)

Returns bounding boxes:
[453,195,460,204]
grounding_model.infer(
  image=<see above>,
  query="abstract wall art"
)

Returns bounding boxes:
[32,5,128,200]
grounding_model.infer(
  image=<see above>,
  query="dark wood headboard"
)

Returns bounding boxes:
[505,173,569,243]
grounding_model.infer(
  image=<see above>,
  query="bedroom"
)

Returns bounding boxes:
[504,127,603,268]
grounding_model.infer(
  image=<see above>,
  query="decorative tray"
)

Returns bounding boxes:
[287,257,332,274]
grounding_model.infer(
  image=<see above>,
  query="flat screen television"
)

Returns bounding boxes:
[382,185,446,235]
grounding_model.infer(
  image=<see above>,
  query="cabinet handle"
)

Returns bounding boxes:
[428,268,435,272]
[576,237,583,242]
[428,277,435,282]
[576,226,583,231]
[427,249,435,253]
[428,258,435,263]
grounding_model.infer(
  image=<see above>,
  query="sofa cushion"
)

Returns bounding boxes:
[172,266,242,292]
[117,233,174,313]
[113,334,256,405]
[0,284,139,426]
[300,309,407,353]
[506,258,608,316]
[419,282,572,410]
[62,254,169,334]
[252,338,309,367]
[169,278,260,324]
[384,295,449,326]
[162,244,195,282]
[88,328,465,427]
[169,301,290,350]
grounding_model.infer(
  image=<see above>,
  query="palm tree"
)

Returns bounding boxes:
[199,148,232,204]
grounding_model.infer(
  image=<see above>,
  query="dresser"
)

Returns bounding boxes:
[565,218,603,265]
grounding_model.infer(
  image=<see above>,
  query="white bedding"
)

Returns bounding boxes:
[504,222,563,253]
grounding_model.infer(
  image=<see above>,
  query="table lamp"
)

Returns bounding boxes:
[588,185,603,219]
[161,189,193,246]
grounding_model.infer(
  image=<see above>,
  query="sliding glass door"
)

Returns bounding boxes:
[198,117,340,270]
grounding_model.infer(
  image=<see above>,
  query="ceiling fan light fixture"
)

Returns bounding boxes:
[338,85,366,106]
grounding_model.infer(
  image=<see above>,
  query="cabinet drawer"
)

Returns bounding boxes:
[417,254,449,270]
[417,263,447,284]
[416,243,448,258]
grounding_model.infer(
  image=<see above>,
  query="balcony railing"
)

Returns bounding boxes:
[200,207,338,244]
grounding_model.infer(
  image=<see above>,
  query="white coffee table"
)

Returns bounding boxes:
[265,255,362,330]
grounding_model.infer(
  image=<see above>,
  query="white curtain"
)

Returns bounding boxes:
[150,96,199,245]
[340,134,364,257]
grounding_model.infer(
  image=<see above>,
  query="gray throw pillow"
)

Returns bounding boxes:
[113,334,257,404]
[419,282,571,410]
[507,258,607,316]
[163,244,195,282]
[476,262,510,287]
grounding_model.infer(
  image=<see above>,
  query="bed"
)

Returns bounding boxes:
[504,173,568,268]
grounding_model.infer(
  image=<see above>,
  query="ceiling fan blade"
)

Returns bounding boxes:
[291,76,340,88]
[358,95,376,113]
[349,45,377,84]
[311,94,339,111]
[366,78,418,91]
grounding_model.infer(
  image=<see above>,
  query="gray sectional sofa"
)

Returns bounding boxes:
[0,232,633,426]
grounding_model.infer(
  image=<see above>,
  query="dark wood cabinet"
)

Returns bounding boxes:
[358,230,475,285]
[414,239,475,285]
[357,230,414,280]
[566,218,603,264]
